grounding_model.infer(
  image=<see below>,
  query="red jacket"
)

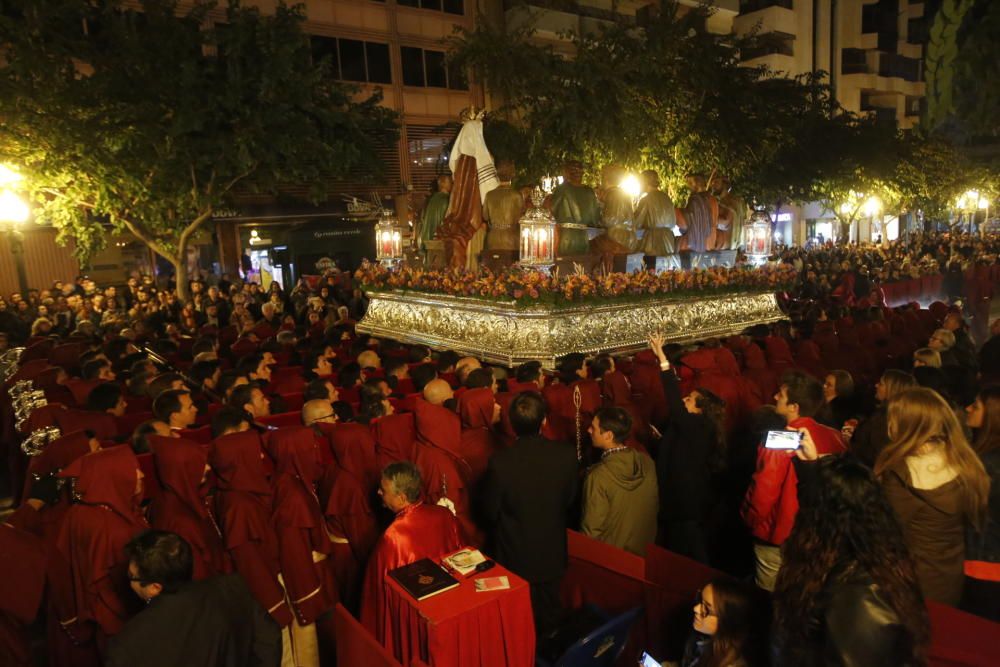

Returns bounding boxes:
[742,417,845,546]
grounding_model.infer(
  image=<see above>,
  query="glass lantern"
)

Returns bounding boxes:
[744,210,773,265]
[375,209,404,266]
[519,187,556,268]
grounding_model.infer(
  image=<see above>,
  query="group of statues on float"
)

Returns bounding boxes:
[414,160,748,272]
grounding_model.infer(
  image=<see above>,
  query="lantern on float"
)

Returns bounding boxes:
[519,187,556,268]
[374,209,404,266]
[743,210,773,265]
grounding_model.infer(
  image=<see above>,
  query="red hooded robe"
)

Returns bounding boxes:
[456,387,499,483]
[267,427,338,627]
[55,447,147,646]
[209,430,292,627]
[149,436,230,581]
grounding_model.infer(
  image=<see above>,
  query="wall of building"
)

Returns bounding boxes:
[0,227,80,297]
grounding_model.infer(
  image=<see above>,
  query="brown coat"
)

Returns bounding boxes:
[882,462,967,605]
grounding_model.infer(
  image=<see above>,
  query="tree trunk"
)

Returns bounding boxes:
[173,239,190,303]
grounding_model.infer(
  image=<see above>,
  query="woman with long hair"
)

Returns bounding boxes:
[963,386,1000,620]
[774,454,929,666]
[877,387,990,605]
[850,368,917,468]
[681,578,770,667]
[649,335,727,564]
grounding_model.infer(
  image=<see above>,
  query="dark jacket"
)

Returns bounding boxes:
[774,567,921,667]
[482,434,578,583]
[105,574,281,667]
[967,449,1000,566]
[850,406,889,469]
[656,369,717,522]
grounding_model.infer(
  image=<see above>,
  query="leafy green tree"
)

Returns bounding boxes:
[0,0,397,299]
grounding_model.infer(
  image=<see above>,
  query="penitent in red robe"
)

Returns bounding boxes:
[372,412,417,471]
[413,399,481,547]
[209,430,292,628]
[267,427,337,628]
[149,436,230,581]
[0,507,46,667]
[55,447,148,652]
[316,423,380,613]
[456,387,500,484]
[360,502,461,648]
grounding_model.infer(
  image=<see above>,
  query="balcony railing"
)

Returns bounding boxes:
[740,0,793,11]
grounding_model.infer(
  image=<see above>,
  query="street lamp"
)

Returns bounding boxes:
[0,187,31,295]
[956,190,989,234]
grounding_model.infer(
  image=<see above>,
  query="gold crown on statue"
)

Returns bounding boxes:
[459,106,486,122]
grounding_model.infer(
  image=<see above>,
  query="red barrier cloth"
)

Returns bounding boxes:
[381,557,535,667]
[333,603,404,667]
[927,601,1000,667]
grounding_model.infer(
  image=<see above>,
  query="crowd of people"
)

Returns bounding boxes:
[0,231,998,667]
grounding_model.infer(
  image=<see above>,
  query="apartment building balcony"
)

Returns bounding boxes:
[504,0,619,41]
[734,0,797,39]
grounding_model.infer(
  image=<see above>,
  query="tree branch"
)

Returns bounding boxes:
[177,207,215,256]
[119,216,176,263]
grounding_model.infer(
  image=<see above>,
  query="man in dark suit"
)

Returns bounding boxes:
[482,391,579,634]
[107,530,281,667]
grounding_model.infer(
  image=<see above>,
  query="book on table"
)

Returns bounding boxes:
[388,558,460,601]
[442,548,487,576]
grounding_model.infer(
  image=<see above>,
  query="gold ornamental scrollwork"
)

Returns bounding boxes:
[356,290,785,368]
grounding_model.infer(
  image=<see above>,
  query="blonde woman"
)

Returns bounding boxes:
[878,387,990,605]
[851,369,918,467]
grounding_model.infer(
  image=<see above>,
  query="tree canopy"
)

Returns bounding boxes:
[0,0,397,297]
[450,0,994,225]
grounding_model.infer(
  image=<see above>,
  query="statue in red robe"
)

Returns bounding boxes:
[149,436,230,581]
[360,462,461,649]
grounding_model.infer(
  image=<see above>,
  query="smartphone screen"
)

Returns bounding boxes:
[764,430,803,450]
[639,652,660,667]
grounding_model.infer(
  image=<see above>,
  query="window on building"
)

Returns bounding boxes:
[309,36,392,84]
[739,0,793,11]
[397,0,463,15]
[907,17,928,44]
[841,48,868,75]
[400,46,467,90]
[407,124,459,194]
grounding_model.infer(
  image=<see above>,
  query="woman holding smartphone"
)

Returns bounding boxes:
[648,334,726,564]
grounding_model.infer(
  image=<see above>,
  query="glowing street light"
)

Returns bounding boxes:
[0,164,24,188]
[619,174,642,199]
[956,189,987,211]
[862,196,881,218]
[0,190,29,224]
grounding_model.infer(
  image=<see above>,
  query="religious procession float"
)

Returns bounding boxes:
[356,110,785,367]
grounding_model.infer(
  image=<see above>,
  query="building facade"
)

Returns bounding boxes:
[735,0,927,131]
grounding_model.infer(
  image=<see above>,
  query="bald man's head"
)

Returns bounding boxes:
[357,350,381,370]
[302,399,336,425]
[423,379,454,406]
[455,356,481,383]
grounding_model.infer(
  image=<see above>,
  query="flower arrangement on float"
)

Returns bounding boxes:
[356,260,797,308]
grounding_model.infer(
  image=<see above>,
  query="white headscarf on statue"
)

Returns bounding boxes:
[448,110,499,204]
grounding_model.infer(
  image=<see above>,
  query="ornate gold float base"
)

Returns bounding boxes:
[356,290,785,368]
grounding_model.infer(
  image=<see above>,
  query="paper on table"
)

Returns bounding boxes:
[443,548,486,576]
[474,576,510,592]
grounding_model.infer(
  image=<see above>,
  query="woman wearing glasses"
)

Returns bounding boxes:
[681,578,769,667]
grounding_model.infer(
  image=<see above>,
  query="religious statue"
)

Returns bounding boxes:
[633,169,680,268]
[546,160,600,256]
[482,160,524,253]
[438,109,499,271]
[417,174,452,252]
[711,174,748,251]
[680,173,718,254]
[596,164,635,252]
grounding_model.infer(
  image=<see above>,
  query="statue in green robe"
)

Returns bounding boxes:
[483,161,524,253]
[634,169,679,258]
[417,175,452,251]
[546,161,599,256]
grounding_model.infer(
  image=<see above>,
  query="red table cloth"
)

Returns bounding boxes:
[382,556,535,667]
